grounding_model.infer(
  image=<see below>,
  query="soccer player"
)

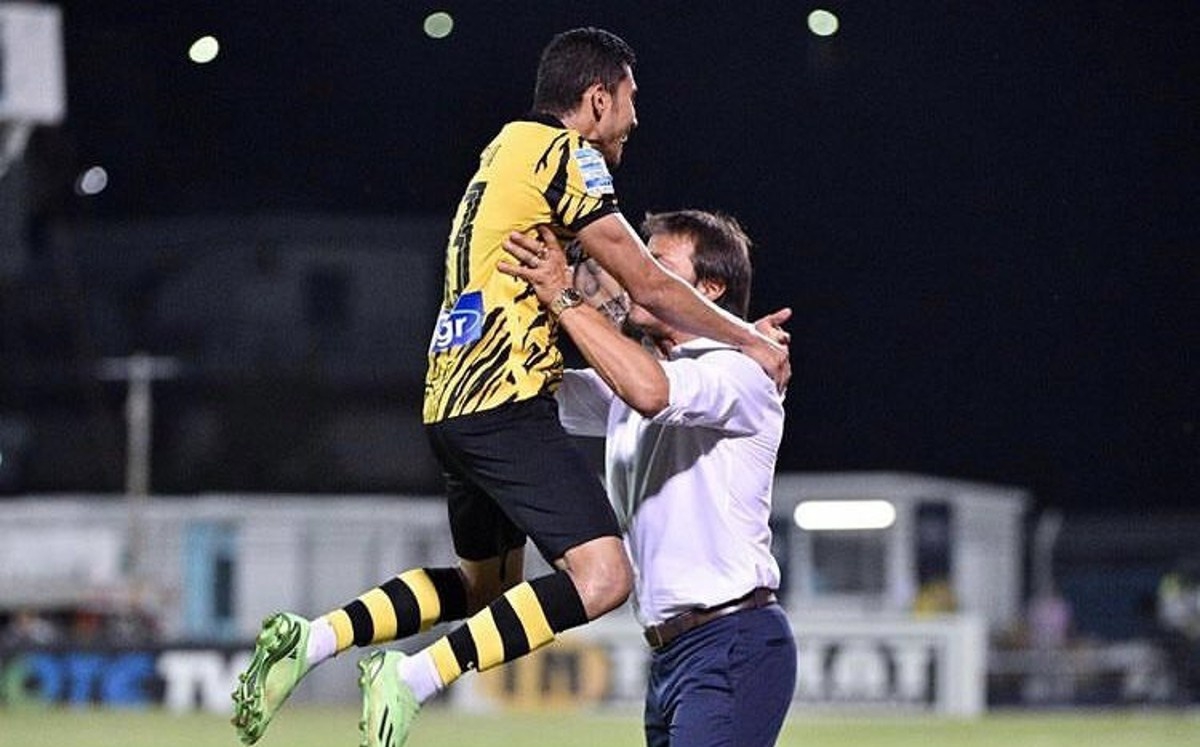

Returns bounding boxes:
[501,214,796,747]
[231,27,788,747]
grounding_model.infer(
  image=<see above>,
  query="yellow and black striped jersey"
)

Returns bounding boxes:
[423,114,621,423]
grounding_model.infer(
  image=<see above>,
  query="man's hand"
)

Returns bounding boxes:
[499,227,573,306]
[754,307,792,347]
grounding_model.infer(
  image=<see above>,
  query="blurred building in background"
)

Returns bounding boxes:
[4,215,450,494]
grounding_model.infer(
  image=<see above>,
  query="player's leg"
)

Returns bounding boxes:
[324,567,472,652]
[358,567,595,747]
[317,444,528,654]
[359,396,631,747]
[231,569,473,745]
[409,535,627,698]
[359,555,625,746]
[554,534,633,618]
[458,549,527,613]
[352,552,525,747]
[420,394,630,684]
[231,450,493,744]
[439,458,531,615]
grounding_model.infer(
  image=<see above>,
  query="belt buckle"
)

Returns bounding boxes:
[645,625,665,649]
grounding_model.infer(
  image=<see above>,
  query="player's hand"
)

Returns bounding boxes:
[744,334,791,393]
[499,226,572,307]
[754,307,792,346]
[748,308,792,391]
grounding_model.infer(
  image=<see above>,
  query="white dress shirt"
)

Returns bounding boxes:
[557,337,785,626]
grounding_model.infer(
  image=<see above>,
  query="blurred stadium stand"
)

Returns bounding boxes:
[2,476,1198,710]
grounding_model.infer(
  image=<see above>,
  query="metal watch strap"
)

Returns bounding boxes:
[550,287,583,316]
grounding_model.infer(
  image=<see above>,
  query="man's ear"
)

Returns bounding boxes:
[697,277,726,304]
[587,83,609,121]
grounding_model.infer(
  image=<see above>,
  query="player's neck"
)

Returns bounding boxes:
[559,108,600,141]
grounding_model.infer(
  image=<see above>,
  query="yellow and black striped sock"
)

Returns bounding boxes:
[322,567,468,653]
[427,570,588,688]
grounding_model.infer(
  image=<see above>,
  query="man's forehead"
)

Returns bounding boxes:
[647,232,693,260]
[621,65,637,91]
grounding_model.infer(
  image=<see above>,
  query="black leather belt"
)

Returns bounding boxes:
[643,587,777,650]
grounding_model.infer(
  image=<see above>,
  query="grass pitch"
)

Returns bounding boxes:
[3,706,1199,747]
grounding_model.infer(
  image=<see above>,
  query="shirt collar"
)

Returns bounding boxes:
[667,337,738,361]
[520,112,566,129]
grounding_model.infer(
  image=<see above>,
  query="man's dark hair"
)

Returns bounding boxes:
[533,27,636,117]
[641,210,754,319]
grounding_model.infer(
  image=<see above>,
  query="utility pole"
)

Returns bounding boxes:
[97,352,180,580]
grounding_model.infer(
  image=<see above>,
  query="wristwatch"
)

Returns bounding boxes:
[549,287,584,317]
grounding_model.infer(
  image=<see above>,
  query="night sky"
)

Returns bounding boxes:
[31,2,1200,511]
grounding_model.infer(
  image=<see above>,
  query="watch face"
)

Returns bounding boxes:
[553,287,583,316]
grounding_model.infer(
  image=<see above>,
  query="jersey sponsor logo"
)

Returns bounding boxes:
[430,290,485,352]
[573,146,614,196]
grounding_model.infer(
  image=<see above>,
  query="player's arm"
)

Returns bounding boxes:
[498,228,669,417]
[569,213,791,391]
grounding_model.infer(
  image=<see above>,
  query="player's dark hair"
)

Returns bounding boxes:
[641,210,754,319]
[533,27,636,117]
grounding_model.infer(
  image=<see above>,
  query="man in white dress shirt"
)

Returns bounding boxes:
[500,210,795,747]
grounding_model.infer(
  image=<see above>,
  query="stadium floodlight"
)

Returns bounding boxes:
[807,9,839,37]
[188,35,220,64]
[0,3,66,181]
[423,12,454,39]
[794,499,896,530]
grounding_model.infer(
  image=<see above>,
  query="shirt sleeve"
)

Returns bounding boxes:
[554,137,621,232]
[651,351,778,436]
[556,368,615,437]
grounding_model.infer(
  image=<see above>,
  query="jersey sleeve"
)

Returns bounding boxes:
[550,137,621,233]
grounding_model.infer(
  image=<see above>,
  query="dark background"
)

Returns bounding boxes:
[3,2,1197,512]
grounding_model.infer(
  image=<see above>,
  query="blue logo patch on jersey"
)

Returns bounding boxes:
[573,146,614,196]
[429,290,484,352]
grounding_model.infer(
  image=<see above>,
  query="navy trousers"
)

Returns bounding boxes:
[644,605,797,747]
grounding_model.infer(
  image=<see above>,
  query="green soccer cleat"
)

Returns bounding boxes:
[230,612,315,745]
[358,650,421,747]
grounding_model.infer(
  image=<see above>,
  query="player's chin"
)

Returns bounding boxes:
[604,143,625,168]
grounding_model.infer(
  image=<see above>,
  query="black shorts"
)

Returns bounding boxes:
[424,394,621,564]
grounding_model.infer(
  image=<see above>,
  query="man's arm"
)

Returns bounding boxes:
[513,214,791,391]
[498,231,670,417]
